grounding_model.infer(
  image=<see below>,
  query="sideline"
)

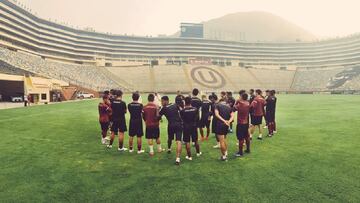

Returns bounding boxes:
[0,98,98,110]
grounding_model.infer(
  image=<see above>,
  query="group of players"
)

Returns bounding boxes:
[98,88,277,165]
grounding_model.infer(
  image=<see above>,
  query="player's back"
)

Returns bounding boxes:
[128,102,143,121]
[235,100,250,124]
[191,97,202,110]
[251,96,266,116]
[111,99,126,121]
[201,100,211,116]
[98,102,111,122]
[143,103,159,128]
[159,103,182,126]
[216,102,232,120]
[181,106,198,127]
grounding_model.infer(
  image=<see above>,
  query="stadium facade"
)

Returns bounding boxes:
[0,0,360,94]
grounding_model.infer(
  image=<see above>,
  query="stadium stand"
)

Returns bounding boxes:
[0,47,126,91]
[291,67,346,91]
[0,59,34,76]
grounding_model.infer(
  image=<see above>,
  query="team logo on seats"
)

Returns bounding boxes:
[190,66,226,88]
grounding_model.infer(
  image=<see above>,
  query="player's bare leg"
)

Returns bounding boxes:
[194,140,201,156]
[107,131,115,148]
[175,140,182,165]
[147,139,154,156]
[185,142,192,160]
[156,138,163,153]
[249,125,255,140]
[206,127,210,140]
[257,125,263,139]
[137,136,144,154]
[101,129,107,144]
[218,135,227,161]
[118,132,127,151]
[245,136,251,153]
[213,134,220,148]
[128,136,134,152]
[236,138,244,157]
[167,135,173,153]
[199,128,205,141]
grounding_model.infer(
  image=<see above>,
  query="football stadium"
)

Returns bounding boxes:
[0,0,359,202]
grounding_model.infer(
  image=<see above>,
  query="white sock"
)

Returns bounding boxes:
[225,151,228,156]
[176,157,180,162]
[157,145,162,150]
[149,145,154,153]
[259,134,263,138]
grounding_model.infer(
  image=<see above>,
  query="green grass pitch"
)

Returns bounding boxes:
[0,95,359,202]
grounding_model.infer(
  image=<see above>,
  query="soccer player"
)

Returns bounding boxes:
[191,88,202,133]
[199,95,211,141]
[248,89,255,139]
[210,94,220,148]
[98,95,112,144]
[143,93,164,156]
[227,92,236,133]
[263,90,270,129]
[266,90,277,137]
[249,89,255,104]
[180,96,202,161]
[108,90,128,151]
[233,93,251,157]
[215,97,235,161]
[159,95,183,154]
[220,91,227,102]
[128,92,145,154]
[249,89,266,140]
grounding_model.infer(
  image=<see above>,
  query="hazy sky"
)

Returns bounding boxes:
[16,0,360,38]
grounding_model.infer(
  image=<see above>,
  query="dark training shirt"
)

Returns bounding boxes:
[128,102,143,121]
[201,100,211,119]
[215,102,232,120]
[111,99,126,121]
[266,96,277,113]
[191,97,202,110]
[180,106,199,128]
[159,103,182,127]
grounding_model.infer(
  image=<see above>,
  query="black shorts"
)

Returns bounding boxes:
[266,112,275,122]
[216,122,229,136]
[236,123,249,140]
[212,118,218,134]
[168,125,182,141]
[199,117,211,128]
[100,122,110,131]
[251,116,263,125]
[111,120,127,135]
[183,126,198,143]
[145,127,160,139]
[129,119,143,137]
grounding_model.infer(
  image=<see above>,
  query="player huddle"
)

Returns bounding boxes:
[98,88,277,165]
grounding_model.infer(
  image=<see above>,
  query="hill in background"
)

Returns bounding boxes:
[173,11,316,42]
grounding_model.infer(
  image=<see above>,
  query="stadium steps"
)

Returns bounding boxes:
[246,68,264,88]
[182,66,194,91]
[96,67,134,92]
[149,67,156,92]
[289,68,299,90]
[217,68,238,90]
